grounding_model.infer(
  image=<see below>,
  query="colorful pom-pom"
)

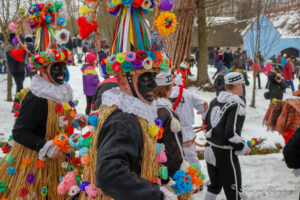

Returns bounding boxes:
[79,6,91,15]
[157,166,168,180]
[172,170,192,194]
[154,11,178,35]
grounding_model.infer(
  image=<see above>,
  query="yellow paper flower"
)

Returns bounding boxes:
[79,6,91,15]
[154,11,178,35]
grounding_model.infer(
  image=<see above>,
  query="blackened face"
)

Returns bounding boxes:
[50,62,66,85]
[137,72,157,103]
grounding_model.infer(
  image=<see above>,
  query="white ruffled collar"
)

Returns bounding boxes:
[30,74,73,104]
[217,91,246,115]
[154,97,173,110]
[102,88,158,123]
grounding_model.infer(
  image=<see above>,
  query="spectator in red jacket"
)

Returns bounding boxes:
[283,58,295,92]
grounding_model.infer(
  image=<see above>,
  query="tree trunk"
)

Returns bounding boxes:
[65,0,76,36]
[196,0,212,88]
[164,0,195,67]
[250,0,261,108]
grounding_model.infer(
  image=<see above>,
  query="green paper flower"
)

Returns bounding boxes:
[82,137,92,148]
[157,166,168,180]
[54,2,63,11]
[5,154,14,163]
[121,61,133,73]
[0,182,7,192]
[19,8,26,15]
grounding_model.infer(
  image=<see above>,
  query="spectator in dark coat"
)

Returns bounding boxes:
[213,67,227,96]
[268,68,286,101]
[223,47,233,68]
[212,49,224,79]
[0,40,5,74]
[25,36,36,79]
[98,45,110,63]
[5,33,26,99]
[232,56,243,69]
[283,58,295,92]
[283,127,300,177]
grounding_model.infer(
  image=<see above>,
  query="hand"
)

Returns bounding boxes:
[77,116,88,128]
[245,147,251,156]
[50,146,65,159]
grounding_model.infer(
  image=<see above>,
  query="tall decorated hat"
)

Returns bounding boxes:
[99,0,178,77]
[16,1,73,72]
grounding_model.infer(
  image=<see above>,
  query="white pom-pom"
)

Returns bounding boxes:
[170,118,181,133]
[68,185,80,196]
[55,29,70,45]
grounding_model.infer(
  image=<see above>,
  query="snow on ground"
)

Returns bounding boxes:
[0,63,299,199]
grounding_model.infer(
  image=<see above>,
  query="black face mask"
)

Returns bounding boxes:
[50,62,66,85]
[137,72,157,102]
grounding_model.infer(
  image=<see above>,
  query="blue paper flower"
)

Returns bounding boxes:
[28,4,40,14]
[172,170,193,194]
[122,0,133,6]
[79,181,90,191]
[57,17,66,26]
[45,15,52,23]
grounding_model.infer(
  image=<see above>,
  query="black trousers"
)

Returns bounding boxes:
[256,73,261,89]
[11,72,25,93]
[206,147,242,200]
[85,95,94,115]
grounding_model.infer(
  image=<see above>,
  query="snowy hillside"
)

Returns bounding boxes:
[0,63,299,199]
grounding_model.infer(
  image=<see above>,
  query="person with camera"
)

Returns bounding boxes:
[267,68,287,102]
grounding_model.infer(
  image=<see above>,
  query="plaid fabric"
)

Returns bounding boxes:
[264,99,300,135]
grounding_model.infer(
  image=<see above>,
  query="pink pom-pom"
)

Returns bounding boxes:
[9,22,16,31]
[57,172,77,195]
[156,150,167,163]
[85,184,98,199]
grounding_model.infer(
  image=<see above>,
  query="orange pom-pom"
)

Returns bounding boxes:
[187,166,203,188]
[36,160,45,169]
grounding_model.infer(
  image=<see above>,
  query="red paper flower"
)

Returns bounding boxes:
[14,111,19,118]
[20,188,28,197]
[56,103,63,113]
[1,145,9,154]
[66,126,74,135]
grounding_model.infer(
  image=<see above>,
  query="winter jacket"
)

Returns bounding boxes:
[95,109,164,200]
[281,56,287,69]
[5,42,25,73]
[81,64,100,96]
[232,58,243,69]
[214,72,226,96]
[92,78,119,111]
[156,100,183,184]
[263,63,272,76]
[170,86,206,142]
[252,62,261,75]
[0,46,4,60]
[98,49,108,63]
[277,55,282,65]
[223,51,233,66]
[12,91,48,151]
[283,127,300,169]
[268,71,286,100]
[283,62,293,81]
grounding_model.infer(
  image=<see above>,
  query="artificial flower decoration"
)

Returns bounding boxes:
[53,133,69,153]
[19,8,26,15]
[154,11,178,35]
[69,133,83,149]
[41,186,48,197]
[68,185,80,196]
[7,166,15,176]
[5,154,14,163]
[36,160,45,168]
[20,188,28,197]
[159,0,174,11]
[59,116,69,127]
[20,158,32,169]
[172,170,193,194]
[106,0,154,15]
[55,29,70,45]
[0,182,7,192]
[57,17,66,26]
[54,2,63,11]
[27,174,35,185]
[57,172,77,195]
[85,184,98,199]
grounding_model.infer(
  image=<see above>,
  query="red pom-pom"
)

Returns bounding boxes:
[13,102,20,110]
[132,0,144,8]
[77,16,98,40]
[66,126,74,135]
[14,111,19,118]
[1,145,9,154]
[10,48,25,62]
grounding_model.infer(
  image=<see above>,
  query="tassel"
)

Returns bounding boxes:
[170,118,181,133]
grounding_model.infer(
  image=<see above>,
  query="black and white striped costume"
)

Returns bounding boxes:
[204,91,247,200]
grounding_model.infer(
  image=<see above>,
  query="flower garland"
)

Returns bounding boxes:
[106,0,155,15]
[27,47,73,72]
[102,50,171,76]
